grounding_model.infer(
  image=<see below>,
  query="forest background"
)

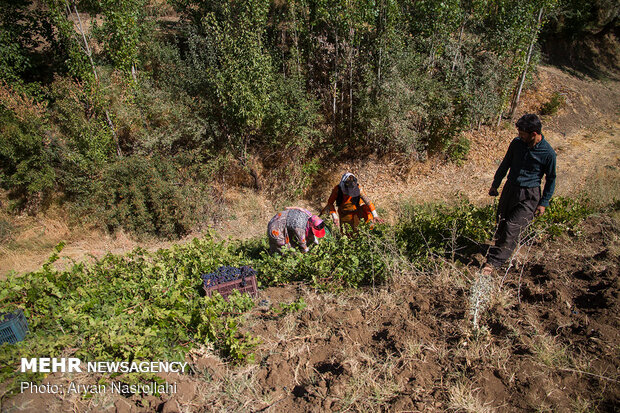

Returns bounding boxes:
[1,0,618,239]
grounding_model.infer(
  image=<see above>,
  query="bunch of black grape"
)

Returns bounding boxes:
[201,265,256,287]
[0,312,14,323]
[0,310,20,323]
[240,265,257,278]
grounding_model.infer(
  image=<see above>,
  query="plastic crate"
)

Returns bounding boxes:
[204,275,258,300]
[0,309,29,345]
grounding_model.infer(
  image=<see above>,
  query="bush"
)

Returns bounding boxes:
[0,106,55,210]
[82,156,196,238]
[0,237,257,392]
[530,196,592,237]
[46,77,115,198]
[447,136,471,165]
[131,80,213,156]
[397,200,496,264]
[356,52,431,155]
[236,223,390,288]
[397,197,593,265]
[540,92,566,116]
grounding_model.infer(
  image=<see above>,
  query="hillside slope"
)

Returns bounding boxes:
[1,65,619,277]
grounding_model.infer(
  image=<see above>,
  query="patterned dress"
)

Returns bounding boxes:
[267,208,314,253]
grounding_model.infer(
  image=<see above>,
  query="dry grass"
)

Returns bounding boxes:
[399,338,427,363]
[338,351,402,412]
[447,380,495,413]
[571,397,598,413]
[584,149,620,209]
[531,333,572,369]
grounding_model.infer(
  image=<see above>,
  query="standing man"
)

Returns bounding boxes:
[482,114,556,275]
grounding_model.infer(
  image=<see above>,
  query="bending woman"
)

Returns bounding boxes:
[267,207,326,254]
[320,173,380,233]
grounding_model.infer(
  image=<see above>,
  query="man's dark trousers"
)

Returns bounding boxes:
[487,183,541,267]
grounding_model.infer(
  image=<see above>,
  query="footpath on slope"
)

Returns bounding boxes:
[1,65,619,276]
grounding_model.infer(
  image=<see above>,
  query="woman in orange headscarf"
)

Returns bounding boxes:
[320,173,380,233]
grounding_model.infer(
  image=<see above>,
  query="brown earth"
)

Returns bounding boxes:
[3,214,619,412]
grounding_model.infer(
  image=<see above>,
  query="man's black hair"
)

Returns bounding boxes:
[515,114,542,134]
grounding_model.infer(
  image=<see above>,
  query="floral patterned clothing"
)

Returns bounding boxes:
[267,208,314,253]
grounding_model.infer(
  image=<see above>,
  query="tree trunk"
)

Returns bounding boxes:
[333,32,339,135]
[349,27,354,138]
[349,57,353,138]
[451,16,467,75]
[428,38,435,71]
[66,0,122,157]
[377,45,382,87]
[509,7,544,122]
[290,2,301,76]
[377,0,384,88]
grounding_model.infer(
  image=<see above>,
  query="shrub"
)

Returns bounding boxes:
[131,80,213,156]
[356,52,431,155]
[46,77,115,198]
[530,196,592,237]
[0,237,257,392]
[397,200,496,264]
[237,223,390,288]
[82,156,195,238]
[397,197,593,265]
[447,136,471,165]
[0,106,55,210]
[540,92,566,116]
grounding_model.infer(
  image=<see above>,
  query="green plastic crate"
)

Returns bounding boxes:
[0,309,28,345]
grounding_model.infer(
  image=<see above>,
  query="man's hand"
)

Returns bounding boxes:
[488,187,499,196]
[535,205,546,217]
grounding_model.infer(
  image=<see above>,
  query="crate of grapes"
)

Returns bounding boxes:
[0,309,29,345]
[202,266,258,300]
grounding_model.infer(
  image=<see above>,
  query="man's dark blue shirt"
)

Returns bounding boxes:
[492,135,557,207]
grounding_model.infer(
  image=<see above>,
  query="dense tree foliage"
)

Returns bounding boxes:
[0,0,610,236]
[540,0,619,74]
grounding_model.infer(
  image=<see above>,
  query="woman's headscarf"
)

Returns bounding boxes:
[286,207,326,239]
[339,172,360,197]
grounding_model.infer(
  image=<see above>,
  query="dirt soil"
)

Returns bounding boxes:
[3,214,619,412]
